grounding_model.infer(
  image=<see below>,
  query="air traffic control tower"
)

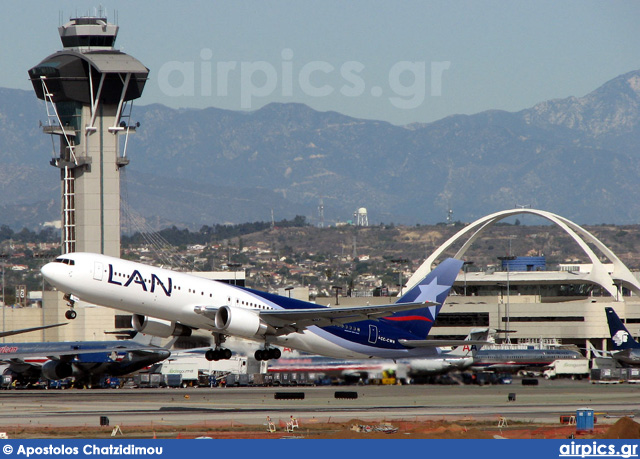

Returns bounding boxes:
[28,16,148,257]
[26,16,148,335]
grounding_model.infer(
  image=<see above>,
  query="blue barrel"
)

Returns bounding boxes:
[576,408,594,432]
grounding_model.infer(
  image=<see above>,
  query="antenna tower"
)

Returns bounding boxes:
[318,198,325,228]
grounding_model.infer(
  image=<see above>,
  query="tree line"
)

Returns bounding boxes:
[0,225,59,243]
[122,215,308,246]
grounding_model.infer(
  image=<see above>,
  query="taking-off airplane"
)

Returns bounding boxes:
[41,253,474,361]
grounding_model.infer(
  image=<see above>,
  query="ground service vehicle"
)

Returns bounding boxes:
[543,359,589,380]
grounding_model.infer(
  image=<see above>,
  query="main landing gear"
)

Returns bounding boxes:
[254,348,281,361]
[206,333,232,361]
[63,294,77,320]
[205,348,232,361]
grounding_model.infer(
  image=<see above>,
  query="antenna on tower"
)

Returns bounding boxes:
[318,198,325,228]
[446,208,454,225]
[352,235,357,259]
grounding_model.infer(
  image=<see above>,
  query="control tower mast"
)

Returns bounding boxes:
[28,16,148,257]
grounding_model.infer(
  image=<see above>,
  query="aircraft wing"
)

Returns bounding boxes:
[257,301,437,335]
[0,340,169,361]
[399,339,490,348]
[0,323,66,339]
[196,301,436,336]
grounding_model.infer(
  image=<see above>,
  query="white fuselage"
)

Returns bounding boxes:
[41,253,409,359]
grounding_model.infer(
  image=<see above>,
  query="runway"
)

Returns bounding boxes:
[0,379,637,429]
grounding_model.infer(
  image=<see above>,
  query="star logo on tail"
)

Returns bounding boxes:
[414,277,451,303]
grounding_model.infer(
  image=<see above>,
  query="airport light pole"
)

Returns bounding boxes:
[498,256,516,343]
[0,254,7,344]
[496,282,504,341]
[332,286,343,306]
[391,258,409,296]
[1,260,3,344]
[339,272,350,297]
[227,262,242,286]
[463,261,474,296]
[263,273,272,293]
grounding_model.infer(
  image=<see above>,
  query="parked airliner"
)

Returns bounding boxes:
[469,347,583,373]
[1,334,170,388]
[268,328,490,379]
[605,307,640,366]
[41,253,474,361]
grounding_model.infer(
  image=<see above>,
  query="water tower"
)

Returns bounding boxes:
[28,15,148,257]
[356,207,369,227]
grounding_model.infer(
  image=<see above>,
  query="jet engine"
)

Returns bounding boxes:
[214,306,271,338]
[132,315,192,338]
[42,360,73,380]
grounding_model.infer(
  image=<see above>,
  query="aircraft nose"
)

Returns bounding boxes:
[41,262,53,279]
[41,262,61,286]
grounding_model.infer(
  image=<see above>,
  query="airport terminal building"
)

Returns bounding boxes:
[320,209,640,357]
[408,209,640,356]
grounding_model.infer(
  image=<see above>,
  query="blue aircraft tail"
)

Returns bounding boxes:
[605,307,640,350]
[384,258,463,338]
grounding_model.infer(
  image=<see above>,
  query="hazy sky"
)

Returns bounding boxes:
[3,0,639,125]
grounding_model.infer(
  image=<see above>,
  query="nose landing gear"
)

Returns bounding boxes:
[63,294,76,320]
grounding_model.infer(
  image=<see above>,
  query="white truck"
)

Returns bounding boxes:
[160,361,199,387]
[543,359,589,380]
[159,354,267,387]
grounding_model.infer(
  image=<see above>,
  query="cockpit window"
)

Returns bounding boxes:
[53,257,75,265]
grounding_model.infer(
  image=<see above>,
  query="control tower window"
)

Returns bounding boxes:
[61,35,115,48]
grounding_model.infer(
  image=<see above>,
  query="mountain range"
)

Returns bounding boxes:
[1,69,640,230]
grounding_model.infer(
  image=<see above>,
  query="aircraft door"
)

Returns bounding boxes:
[368,325,378,344]
[93,262,103,281]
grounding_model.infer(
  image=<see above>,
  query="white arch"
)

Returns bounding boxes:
[404,209,640,301]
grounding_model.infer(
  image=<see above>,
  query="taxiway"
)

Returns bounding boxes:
[0,380,636,429]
